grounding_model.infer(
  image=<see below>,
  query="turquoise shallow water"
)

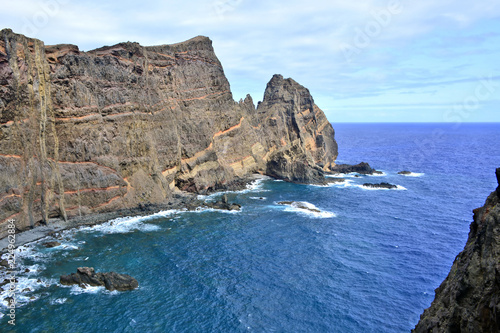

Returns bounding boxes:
[1,123,500,332]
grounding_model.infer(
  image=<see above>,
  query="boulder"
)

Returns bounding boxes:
[331,162,381,175]
[203,195,241,211]
[42,241,61,248]
[60,267,138,291]
[362,182,397,189]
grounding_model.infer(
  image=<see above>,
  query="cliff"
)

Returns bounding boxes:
[0,29,337,236]
[413,168,500,332]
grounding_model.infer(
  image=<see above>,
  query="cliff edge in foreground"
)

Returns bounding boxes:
[0,29,337,236]
[414,168,500,332]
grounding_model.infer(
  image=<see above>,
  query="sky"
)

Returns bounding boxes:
[1,0,499,122]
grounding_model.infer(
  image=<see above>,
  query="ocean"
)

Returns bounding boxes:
[1,123,499,332]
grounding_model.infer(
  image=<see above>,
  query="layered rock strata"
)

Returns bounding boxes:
[0,29,338,236]
[413,168,500,332]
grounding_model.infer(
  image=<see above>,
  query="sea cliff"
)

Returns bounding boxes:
[414,168,500,332]
[0,29,337,237]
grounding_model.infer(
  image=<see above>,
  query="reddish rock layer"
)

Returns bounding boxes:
[0,29,337,236]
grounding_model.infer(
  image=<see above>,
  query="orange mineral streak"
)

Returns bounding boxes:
[63,186,121,195]
[0,154,22,159]
[0,212,20,225]
[180,142,213,165]
[0,118,30,127]
[102,102,138,110]
[229,155,253,167]
[161,166,178,177]
[317,120,329,132]
[149,51,176,59]
[93,195,123,209]
[213,117,244,138]
[0,193,21,204]
[123,178,132,190]
[55,114,101,123]
[179,90,229,102]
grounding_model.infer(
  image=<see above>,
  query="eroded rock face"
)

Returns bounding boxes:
[413,168,500,332]
[60,267,138,291]
[0,29,337,236]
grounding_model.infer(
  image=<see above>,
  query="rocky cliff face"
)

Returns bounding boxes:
[0,29,337,236]
[413,168,500,332]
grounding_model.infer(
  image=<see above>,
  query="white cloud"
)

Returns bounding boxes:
[1,0,499,121]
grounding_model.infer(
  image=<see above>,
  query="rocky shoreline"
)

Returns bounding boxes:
[0,174,260,251]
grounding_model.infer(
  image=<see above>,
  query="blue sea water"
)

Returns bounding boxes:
[1,123,500,332]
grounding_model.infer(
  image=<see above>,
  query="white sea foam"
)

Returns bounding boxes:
[0,276,57,309]
[51,298,67,305]
[279,201,336,218]
[199,176,271,200]
[365,171,387,177]
[192,207,242,215]
[68,284,104,295]
[326,173,359,178]
[328,179,355,188]
[400,172,424,177]
[77,210,180,234]
[249,196,267,200]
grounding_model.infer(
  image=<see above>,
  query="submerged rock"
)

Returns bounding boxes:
[42,241,61,248]
[326,178,346,184]
[413,168,500,332]
[277,201,321,213]
[362,182,397,189]
[60,267,138,291]
[331,162,381,175]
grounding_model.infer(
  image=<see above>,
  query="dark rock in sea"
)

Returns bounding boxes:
[60,267,138,291]
[331,162,380,175]
[413,168,500,332]
[0,259,9,267]
[22,288,31,292]
[362,182,397,189]
[0,29,338,236]
[203,194,241,211]
[398,171,412,175]
[326,178,346,184]
[42,241,61,248]
[277,201,321,213]
[4,297,14,305]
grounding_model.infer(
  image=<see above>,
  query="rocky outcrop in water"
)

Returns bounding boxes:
[0,29,338,237]
[331,162,380,175]
[60,267,138,291]
[413,168,500,332]
[277,201,322,213]
[362,182,397,189]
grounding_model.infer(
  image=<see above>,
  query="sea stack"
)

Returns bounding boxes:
[413,168,500,332]
[0,29,337,236]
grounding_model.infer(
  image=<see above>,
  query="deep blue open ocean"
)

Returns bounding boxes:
[1,123,500,332]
